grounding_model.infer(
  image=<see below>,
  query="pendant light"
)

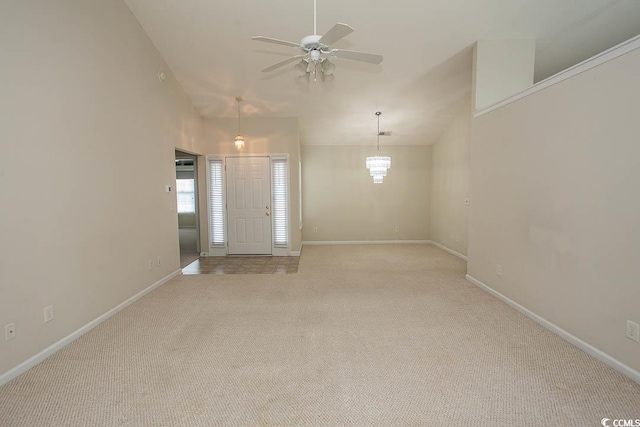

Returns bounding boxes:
[365,112,391,183]
[234,96,245,151]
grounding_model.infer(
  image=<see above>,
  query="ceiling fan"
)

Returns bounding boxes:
[252,0,383,80]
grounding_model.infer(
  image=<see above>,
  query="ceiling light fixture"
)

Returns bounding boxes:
[296,53,335,82]
[295,59,309,77]
[366,112,391,184]
[234,96,245,151]
[321,59,335,76]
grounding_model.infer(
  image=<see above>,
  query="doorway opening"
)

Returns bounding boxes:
[207,155,290,257]
[175,150,200,267]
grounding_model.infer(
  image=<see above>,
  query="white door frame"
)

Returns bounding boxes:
[175,150,201,260]
[205,153,291,256]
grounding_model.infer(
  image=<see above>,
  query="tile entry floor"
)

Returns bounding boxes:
[182,256,299,275]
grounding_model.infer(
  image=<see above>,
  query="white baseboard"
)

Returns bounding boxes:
[0,269,182,387]
[430,241,468,261]
[288,242,303,257]
[300,240,468,262]
[302,240,431,245]
[465,274,640,385]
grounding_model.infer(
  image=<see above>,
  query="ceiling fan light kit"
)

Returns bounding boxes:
[252,0,382,81]
[295,60,308,76]
[234,96,245,151]
[366,112,391,184]
[321,59,335,76]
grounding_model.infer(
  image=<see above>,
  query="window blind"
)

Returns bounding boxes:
[208,159,224,247]
[271,158,288,247]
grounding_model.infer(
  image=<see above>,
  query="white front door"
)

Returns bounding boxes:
[226,156,272,255]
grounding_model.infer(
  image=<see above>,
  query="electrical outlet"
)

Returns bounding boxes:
[5,323,16,341]
[157,256,161,267]
[627,320,640,343]
[496,264,502,276]
[44,305,54,323]
[395,226,400,233]
[313,227,318,233]
[148,260,154,270]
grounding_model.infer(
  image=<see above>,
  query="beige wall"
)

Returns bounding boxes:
[468,47,640,373]
[302,145,431,242]
[430,100,471,256]
[473,40,536,111]
[200,117,302,252]
[0,0,203,377]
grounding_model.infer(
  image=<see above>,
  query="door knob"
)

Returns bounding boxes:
[265,212,270,216]
[266,205,270,209]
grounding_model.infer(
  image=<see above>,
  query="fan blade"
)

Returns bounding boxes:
[261,55,305,73]
[252,36,301,48]
[330,49,383,64]
[318,23,353,46]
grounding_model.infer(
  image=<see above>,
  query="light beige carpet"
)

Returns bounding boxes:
[1,244,638,426]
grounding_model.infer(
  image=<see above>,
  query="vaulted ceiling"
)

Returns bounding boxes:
[123,0,640,146]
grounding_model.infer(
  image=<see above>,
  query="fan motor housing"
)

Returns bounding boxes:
[301,35,327,51]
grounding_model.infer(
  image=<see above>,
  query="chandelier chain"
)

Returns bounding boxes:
[237,97,242,134]
[376,111,381,153]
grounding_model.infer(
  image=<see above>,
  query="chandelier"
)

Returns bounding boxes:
[365,112,391,184]
[234,96,245,151]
